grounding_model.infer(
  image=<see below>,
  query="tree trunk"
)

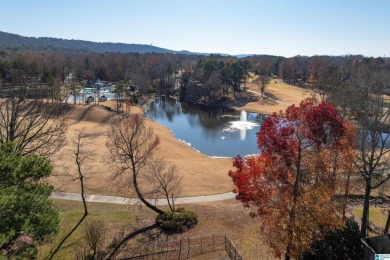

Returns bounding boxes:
[284,146,303,260]
[361,179,372,237]
[384,210,390,234]
[105,223,158,259]
[133,170,164,215]
[342,168,352,220]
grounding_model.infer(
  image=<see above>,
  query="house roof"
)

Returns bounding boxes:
[362,234,390,254]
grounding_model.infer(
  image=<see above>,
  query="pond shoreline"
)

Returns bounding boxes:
[143,96,263,158]
[49,80,312,197]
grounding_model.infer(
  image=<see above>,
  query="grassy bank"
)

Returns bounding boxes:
[38,199,153,259]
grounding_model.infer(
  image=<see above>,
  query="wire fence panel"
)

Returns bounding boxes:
[119,234,242,260]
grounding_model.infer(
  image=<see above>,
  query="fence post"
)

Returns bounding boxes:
[213,235,215,252]
[187,237,190,259]
[178,239,181,260]
[224,235,227,254]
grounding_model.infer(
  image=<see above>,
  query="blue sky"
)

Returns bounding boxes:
[0,0,388,57]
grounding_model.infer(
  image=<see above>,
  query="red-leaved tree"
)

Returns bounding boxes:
[229,98,356,259]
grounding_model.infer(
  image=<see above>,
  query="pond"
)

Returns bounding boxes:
[144,97,267,158]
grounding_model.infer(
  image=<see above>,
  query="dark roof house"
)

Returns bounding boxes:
[361,234,390,260]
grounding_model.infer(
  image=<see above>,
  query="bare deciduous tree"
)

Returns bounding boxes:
[0,86,67,157]
[338,71,390,237]
[83,220,107,259]
[354,92,390,237]
[320,61,390,237]
[105,115,195,258]
[106,114,164,215]
[47,129,94,259]
[145,158,182,212]
[68,81,82,105]
[253,75,270,98]
[113,81,129,112]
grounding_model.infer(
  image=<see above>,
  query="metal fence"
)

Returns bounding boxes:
[119,234,243,260]
[225,236,243,260]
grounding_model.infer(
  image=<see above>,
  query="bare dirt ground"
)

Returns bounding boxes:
[48,80,312,197]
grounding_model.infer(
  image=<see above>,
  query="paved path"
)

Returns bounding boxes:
[51,191,236,205]
[245,89,262,96]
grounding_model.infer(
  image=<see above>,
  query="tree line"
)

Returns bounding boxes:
[2,49,390,105]
[0,50,196,98]
[179,57,251,106]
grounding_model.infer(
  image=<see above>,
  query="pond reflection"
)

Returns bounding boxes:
[144,97,267,157]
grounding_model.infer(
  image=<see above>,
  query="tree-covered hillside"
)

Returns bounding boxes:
[0,31,174,53]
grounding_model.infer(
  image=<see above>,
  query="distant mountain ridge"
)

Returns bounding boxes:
[0,31,177,53]
[0,31,252,57]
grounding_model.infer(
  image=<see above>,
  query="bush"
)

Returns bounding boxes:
[301,218,363,260]
[156,208,198,234]
[102,105,112,111]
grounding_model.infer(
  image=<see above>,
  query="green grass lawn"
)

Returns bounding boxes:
[353,207,388,236]
[37,199,155,260]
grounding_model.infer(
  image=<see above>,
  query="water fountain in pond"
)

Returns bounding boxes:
[240,110,247,123]
[228,110,260,140]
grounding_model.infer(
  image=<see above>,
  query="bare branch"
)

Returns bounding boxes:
[0,88,68,158]
[106,114,163,214]
[144,158,183,211]
[46,129,94,259]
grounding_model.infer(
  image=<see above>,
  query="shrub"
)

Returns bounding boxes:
[156,208,198,234]
[301,218,363,260]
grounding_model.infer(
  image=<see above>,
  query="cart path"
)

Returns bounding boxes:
[51,191,236,205]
